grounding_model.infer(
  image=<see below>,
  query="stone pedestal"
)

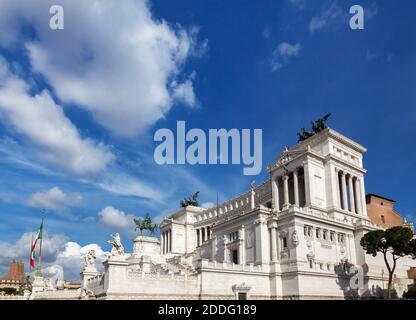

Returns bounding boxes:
[128,236,162,272]
[102,256,129,293]
[80,268,100,288]
[139,255,153,273]
[31,276,46,293]
[132,236,161,259]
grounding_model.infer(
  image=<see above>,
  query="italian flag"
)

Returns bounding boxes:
[30,221,43,269]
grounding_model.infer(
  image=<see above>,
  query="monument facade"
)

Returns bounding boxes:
[77,127,416,300]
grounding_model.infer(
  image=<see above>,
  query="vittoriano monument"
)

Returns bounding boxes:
[29,121,416,300]
[297,113,331,142]
[180,191,200,208]
[133,213,158,235]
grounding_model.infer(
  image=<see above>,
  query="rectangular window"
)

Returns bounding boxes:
[232,250,238,264]
[238,292,247,300]
[283,237,288,248]
[381,215,385,224]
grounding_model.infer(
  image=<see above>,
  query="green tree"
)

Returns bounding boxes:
[360,226,416,299]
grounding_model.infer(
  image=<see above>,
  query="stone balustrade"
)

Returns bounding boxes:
[197,259,269,273]
[127,269,198,282]
[195,180,272,225]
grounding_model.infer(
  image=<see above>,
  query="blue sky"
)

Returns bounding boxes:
[0,0,415,278]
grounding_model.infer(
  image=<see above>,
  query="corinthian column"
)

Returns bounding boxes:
[283,174,290,209]
[354,178,362,215]
[168,230,172,252]
[335,168,341,209]
[271,177,280,211]
[341,172,348,210]
[348,175,356,213]
[161,232,164,254]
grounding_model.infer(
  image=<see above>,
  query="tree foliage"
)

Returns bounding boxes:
[360,226,416,299]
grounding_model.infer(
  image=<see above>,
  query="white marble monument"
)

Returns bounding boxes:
[31,126,416,300]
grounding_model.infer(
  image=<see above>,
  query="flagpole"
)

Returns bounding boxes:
[30,234,34,271]
[35,210,44,277]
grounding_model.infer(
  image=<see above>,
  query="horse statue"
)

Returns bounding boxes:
[312,113,331,134]
[180,191,200,207]
[107,233,125,256]
[134,213,158,236]
[297,114,331,142]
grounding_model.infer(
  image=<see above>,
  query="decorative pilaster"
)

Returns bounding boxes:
[238,226,245,265]
[293,169,299,207]
[211,235,217,261]
[254,218,269,264]
[223,235,228,263]
[303,162,311,206]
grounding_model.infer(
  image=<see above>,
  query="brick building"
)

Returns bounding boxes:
[0,260,25,291]
[366,194,406,228]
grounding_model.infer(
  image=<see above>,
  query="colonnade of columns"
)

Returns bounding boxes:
[335,168,363,214]
[161,229,172,254]
[196,226,211,247]
[271,165,306,211]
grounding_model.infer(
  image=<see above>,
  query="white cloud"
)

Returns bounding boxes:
[98,206,136,232]
[201,202,215,209]
[172,79,197,108]
[0,0,204,137]
[270,42,301,72]
[309,2,343,33]
[0,232,107,280]
[53,241,107,280]
[0,58,114,176]
[27,186,82,211]
[96,172,164,201]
